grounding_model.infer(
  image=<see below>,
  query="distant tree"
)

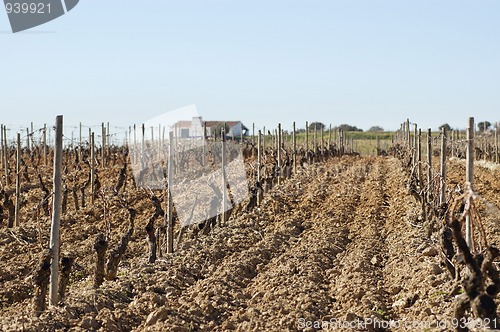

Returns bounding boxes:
[438,123,452,132]
[478,121,491,132]
[308,122,325,131]
[336,124,363,132]
[368,126,384,132]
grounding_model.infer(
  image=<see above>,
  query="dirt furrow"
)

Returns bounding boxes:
[322,157,393,332]
[133,157,365,331]
[214,158,372,331]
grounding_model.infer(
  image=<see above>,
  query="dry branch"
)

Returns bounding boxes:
[58,255,74,301]
[106,208,135,280]
[33,249,52,315]
[94,233,108,288]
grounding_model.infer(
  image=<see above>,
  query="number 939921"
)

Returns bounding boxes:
[5,2,52,14]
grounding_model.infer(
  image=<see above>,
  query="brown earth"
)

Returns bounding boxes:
[0,155,499,331]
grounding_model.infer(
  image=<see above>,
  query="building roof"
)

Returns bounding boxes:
[205,121,241,128]
[174,120,248,131]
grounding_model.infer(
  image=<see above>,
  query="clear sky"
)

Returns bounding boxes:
[1,0,499,139]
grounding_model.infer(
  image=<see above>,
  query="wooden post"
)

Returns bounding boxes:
[133,124,137,164]
[0,124,3,170]
[79,122,82,162]
[49,115,63,306]
[292,122,297,174]
[4,125,9,186]
[162,126,166,161]
[101,123,106,165]
[90,132,95,204]
[273,129,277,151]
[495,122,498,163]
[26,128,30,150]
[158,124,162,161]
[413,124,418,168]
[417,128,422,188]
[240,122,243,144]
[313,123,317,154]
[427,128,432,191]
[262,126,266,151]
[221,129,227,226]
[406,119,410,146]
[465,117,474,250]
[328,124,332,151]
[14,133,21,227]
[257,130,262,206]
[305,121,309,152]
[340,130,344,156]
[202,122,207,167]
[252,123,255,146]
[43,124,47,166]
[376,136,380,156]
[141,124,145,171]
[30,122,34,149]
[321,125,324,156]
[166,132,174,254]
[277,123,281,185]
[107,122,110,151]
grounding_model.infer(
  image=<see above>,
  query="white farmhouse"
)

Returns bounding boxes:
[172,117,249,139]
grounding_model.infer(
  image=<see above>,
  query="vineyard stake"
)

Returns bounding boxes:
[43,124,47,166]
[376,136,380,156]
[262,126,266,151]
[495,122,499,163]
[252,123,255,146]
[328,124,332,152]
[14,132,21,227]
[321,125,324,157]
[90,132,95,204]
[49,115,63,306]
[427,128,432,193]
[439,127,447,205]
[305,121,309,152]
[26,128,30,151]
[0,125,3,171]
[133,124,137,164]
[158,124,162,161]
[107,122,110,152]
[313,123,317,155]
[221,129,227,226]
[417,128,422,189]
[406,119,410,146]
[141,124,145,172]
[277,123,282,185]
[340,130,344,156]
[465,117,475,251]
[293,122,296,174]
[257,130,262,206]
[202,122,207,167]
[167,131,174,254]
[30,122,34,149]
[101,123,106,165]
[413,124,417,169]
[79,122,82,163]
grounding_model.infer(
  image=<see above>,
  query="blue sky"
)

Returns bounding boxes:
[1,0,499,140]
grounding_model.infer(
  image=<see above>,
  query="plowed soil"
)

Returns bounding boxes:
[1,155,499,331]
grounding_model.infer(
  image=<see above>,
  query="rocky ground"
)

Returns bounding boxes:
[0,155,499,331]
